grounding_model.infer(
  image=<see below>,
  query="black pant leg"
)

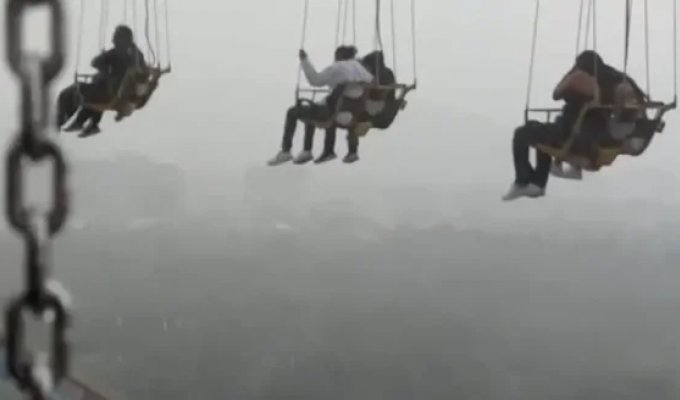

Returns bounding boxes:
[73,108,89,126]
[512,123,536,185]
[282,106,302,152]
[57,85,79,127]
[73,108,100,127]
[88,110,104,127]
[303,123,315,152]
[347,130,359,154]
[283,104,328,152]
[533,149,552,188]
[323,127,337,154]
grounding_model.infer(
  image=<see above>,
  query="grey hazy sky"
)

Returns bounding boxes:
[1,0,679,200]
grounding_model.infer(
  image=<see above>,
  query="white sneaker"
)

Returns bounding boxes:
[624,137,646,154]
[550,161,565,177]
[502,183,545,202]
[268,151,293,166]
[561,167,582,180]
[551,163,583,180]
[293,151,314,164]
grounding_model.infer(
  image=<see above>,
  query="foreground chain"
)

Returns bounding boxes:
[5,0,72,399]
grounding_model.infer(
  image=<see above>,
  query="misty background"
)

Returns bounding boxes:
[1,0,680,399]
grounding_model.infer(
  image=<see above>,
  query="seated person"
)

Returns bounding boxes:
[58,25,147,137]
[315,50,399,164]
[502,50,605,201]
[552,66,647,176]
[362,51,400,129]
[268,46,373,166]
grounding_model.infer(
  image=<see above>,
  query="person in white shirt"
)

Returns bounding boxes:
[268,46,373,166]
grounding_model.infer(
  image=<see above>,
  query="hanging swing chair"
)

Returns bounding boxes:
[74,0,172,118]
[524,0,677,171]
[295,0,417,137]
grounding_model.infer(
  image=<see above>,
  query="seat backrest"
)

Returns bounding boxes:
[620,119,658,156]
[331,83,370,128]
[324,82,410,130]
[365,99,386,116]
[342,83,366,99]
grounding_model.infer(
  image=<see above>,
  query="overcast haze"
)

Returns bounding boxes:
[1,0,679,190]
[2,1,680,399]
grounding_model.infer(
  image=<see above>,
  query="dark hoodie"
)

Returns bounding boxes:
[360,51,400,129]
[574,50,645,104]
[362,51,396,102]
[569,51,648,154]
[92,25,147,90]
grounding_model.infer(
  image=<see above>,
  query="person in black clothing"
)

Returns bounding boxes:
[58,25,146,137]
[311,47,361,165]
[315,50,399,164]
[362,51,400,129]
[503,50,625,201]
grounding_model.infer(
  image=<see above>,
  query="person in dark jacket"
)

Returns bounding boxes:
[503,50,632,201]
[58,25,146,137]
[315,50,399,164]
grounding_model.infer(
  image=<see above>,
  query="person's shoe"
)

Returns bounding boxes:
[550,161,565,177]
[63,122,84,133]
[560,167,582,180]
[293,150,314,165]
[551,163,583,180]
[78,125,101,138]
[623,137,646,154]
[268,151,293,166]
[502,183,545,202]
[315,152,337,164]
[343,153,359,164]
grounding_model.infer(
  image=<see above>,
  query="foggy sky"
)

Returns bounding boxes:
[0,0,679,206]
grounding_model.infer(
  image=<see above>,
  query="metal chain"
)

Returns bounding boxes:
[5,0,72,399]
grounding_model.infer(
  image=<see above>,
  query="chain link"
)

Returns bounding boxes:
[5,0,71,399]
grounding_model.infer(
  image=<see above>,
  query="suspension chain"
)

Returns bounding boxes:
[5,0,72,399]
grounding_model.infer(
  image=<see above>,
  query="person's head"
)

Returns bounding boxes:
[112,25,134,49]
[574,50,605,76]
[362,51,385,72]
[574,49,641,103]
[334,46,358,61]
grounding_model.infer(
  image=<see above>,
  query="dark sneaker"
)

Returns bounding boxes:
[343,153,359,164]
[78,125,102,138]
[315,152,337,164]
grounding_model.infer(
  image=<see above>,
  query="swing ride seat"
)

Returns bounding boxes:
[298,81,415,136]
[527,99,675,170]
[522,0,678,173]
[77,66,170,114]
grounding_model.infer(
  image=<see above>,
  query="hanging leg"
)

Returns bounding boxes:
[294,122,316,164]
[316,126,337,164]
[343,129,360,164]
[57,85,80,128]
[503,121,548,201]
[512,123,537,186]
[78,109,104,138]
